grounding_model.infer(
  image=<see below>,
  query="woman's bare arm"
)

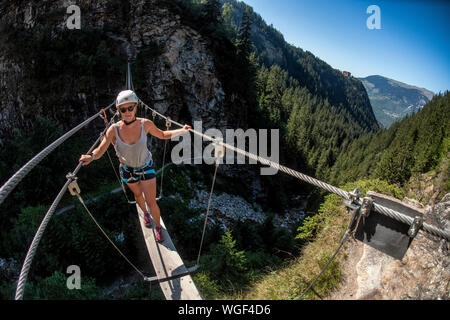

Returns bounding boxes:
[79,126,115,165]
[145,119,191,140]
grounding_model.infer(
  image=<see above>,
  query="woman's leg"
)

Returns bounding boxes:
[126,181,147,213]
[140,178,161,227]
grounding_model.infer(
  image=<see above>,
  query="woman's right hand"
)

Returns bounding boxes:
[79,154,93,166]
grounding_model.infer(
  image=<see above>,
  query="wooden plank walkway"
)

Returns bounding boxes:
[136,204,203,300]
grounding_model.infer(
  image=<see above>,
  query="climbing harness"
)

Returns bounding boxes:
[105,150,136,205]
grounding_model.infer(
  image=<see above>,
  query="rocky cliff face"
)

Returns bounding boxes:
[125,1,226,129]
[0,0,289,220]
[0,0,226,137]
[329,194,449,300]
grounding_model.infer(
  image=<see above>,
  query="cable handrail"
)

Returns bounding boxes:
[140,101,450,241]
[14,109,116,300]
[0,102,115,206]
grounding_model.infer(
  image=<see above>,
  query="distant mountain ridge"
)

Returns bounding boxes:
[221,0,379,133]
[359,75,435,127]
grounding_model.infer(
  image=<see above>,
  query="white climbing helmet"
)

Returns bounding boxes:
[116,90,139,108]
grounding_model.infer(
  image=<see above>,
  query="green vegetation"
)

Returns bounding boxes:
[226,179,403,300]
[193,214,297,298]
[0,0,448,301]
[0,270,103,300]
[0,161,298,300]
[255,63,375,180]
[4,192,135,281]
[1,23,124,123]
[0,116,123,260]
[25,271,103,300]
[330,92,450,193]
[157,165,299,298]
[214,0,383,211]
[220,0,378,130]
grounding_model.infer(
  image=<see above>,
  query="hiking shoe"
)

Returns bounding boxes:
[155,226,164,243]
[144,212,152,228]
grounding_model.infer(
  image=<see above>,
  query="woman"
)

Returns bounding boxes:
[79,90,191,242]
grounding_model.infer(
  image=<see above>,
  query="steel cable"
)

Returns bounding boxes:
[140,101,450,241]
[14,113,115,300]
[0,102,115,206]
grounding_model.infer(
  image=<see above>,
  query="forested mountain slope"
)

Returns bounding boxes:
[221,0,379,180]
[330,92,449,196]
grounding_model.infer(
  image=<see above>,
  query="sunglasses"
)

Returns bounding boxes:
[119,105,136,113]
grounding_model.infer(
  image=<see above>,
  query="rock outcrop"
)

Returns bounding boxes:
[188,189,305,231]
[0,0,226,135]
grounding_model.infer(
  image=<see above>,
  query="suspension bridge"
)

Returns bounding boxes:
[1,60,448,301]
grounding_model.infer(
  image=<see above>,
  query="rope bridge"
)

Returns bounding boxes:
[2,61,448,300]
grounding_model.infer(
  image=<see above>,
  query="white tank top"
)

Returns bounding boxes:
[113,119,152,167]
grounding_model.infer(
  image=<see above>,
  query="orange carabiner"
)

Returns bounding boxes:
[100,108,108,124]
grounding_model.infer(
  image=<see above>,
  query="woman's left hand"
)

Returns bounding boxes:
[79,154,93,166]
[182,124,191,132]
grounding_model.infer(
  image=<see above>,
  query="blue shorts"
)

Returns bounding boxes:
[119,160,156,184]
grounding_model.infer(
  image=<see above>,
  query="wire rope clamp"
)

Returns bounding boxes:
[343,199,359,213]
[66,173,80,196]
[349,188,361,202]
[343,187,361,213]
[165,117,172,129]
[360,196,373,217]
[407,215,423,238]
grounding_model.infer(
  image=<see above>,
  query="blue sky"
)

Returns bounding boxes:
[241,0,450,93]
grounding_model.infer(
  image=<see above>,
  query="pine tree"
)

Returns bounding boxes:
[202,0,221,26]
[221,2,234,26]
[236,6,253,59]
